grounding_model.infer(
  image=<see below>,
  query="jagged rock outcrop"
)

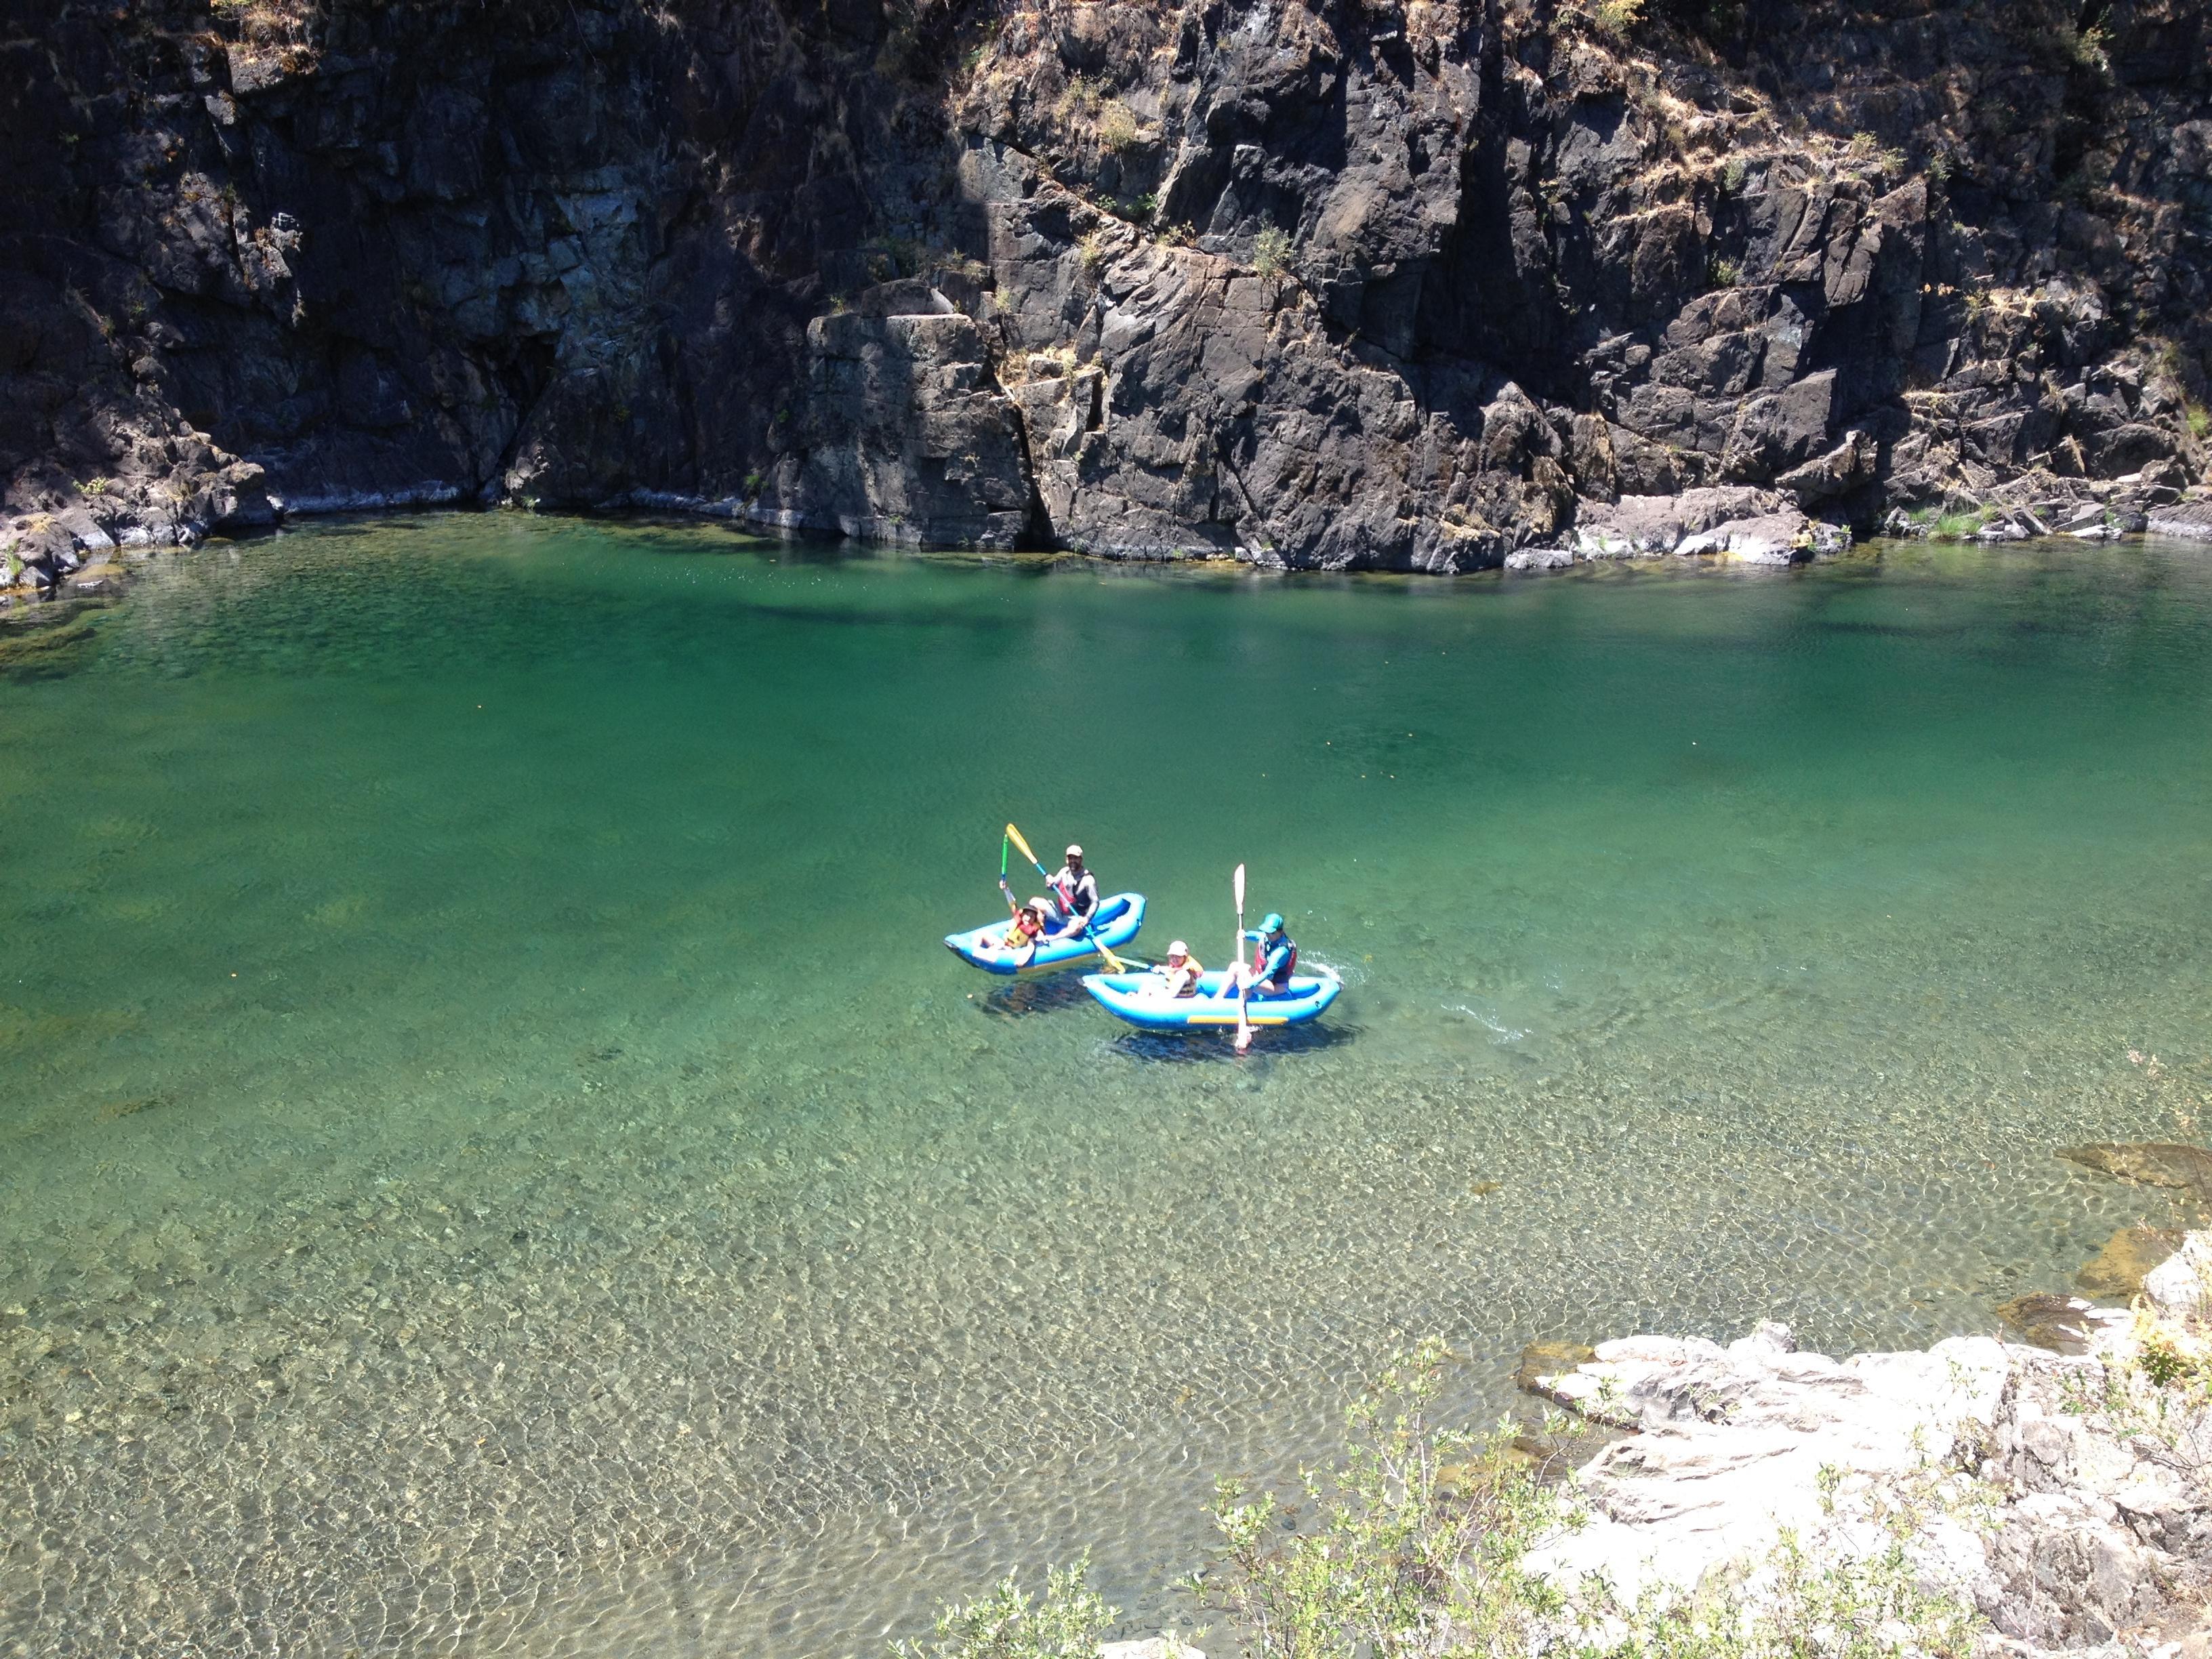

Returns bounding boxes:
[1527,1307,2212,1654]
[3,0,2209,572]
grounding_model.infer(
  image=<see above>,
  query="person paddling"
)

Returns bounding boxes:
[1045,844,1099,940]
[1233,912,1297,999]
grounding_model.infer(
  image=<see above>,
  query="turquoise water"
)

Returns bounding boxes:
[4,516,2211,1656]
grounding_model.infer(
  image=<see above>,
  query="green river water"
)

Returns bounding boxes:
[4,514,2211,1656]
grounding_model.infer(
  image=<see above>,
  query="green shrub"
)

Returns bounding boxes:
[1931,508,1992,539]
[895,1558,1114,1659]
[1191,1339,1582,1659]
[1593,0,1643,35]
[1098,100,1141,153]
[1252,226,1294,279]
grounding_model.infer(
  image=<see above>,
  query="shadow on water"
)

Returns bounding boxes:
[975,972,1101,1018]
[1107,1019,1356,1065]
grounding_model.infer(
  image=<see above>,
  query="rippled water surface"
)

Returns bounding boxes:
[5,518,2212,1656]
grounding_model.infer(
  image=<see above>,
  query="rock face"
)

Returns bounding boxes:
[1525,1322,2015,1606]
[1525,1307,2212,1653]
[3,0,2210,570]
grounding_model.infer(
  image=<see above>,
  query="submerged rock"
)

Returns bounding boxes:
[1513,1338,1597,1395]
[1995,1290,2105,1354]
[2058,1141,2212,1202]
[0,614,101,682]
[2075,1225,2185,1300]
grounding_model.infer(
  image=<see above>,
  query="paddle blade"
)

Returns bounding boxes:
[1233,863,1246,909]
[1006,822,1042,871]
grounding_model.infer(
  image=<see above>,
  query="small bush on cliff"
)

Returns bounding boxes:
[896,1557,1115,1659]
[1580,0,1643,37]
[1252,226,1294,281]
[1098,100,1141,154]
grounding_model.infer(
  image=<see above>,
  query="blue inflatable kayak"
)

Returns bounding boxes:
[945,892,1146,975]
[1080,968,1342,1030]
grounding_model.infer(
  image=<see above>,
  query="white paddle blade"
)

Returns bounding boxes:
[1233,863,1246,907]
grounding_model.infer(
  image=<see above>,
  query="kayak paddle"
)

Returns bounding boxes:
[1233,862,1253,1052]
[1005,821,1131,972]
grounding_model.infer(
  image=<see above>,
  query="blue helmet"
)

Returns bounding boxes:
[1261,913,1284,935]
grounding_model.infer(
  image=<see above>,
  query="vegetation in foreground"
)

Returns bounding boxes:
[902,1338,1995,1659]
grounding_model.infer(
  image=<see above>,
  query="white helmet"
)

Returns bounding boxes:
[1065,844,1084,859]
[1167,940,1189,957]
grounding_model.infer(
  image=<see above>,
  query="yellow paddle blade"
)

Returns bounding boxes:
[1005,822,1042,871]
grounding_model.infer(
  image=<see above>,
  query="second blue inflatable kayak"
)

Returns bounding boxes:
[945,892,1146,974]
[1080,968,1342,1030]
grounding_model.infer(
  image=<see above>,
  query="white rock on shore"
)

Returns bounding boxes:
[1525,1269,2212,1654]
[1504,489,1851,571]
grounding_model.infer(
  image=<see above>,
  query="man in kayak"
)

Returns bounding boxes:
[1154,940,1204,998]
[1232,913,1297,999]
[1045,844,1099,939]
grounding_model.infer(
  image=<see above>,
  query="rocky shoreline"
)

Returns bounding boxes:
[11,473,2212,634]
[1091,1145,2212,1657]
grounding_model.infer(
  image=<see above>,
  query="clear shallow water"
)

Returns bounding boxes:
[3,517,2211,1656]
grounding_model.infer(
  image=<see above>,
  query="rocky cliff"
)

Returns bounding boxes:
[5,0,2210,573]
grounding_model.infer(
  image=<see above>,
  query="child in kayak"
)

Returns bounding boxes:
[1153,941,1204,997]
[995,881,1052,963]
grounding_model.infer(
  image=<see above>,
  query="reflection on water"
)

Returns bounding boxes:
[3,518,2211,1656]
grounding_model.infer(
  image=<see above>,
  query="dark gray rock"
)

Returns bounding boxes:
[2150,502,2212,542]
[1,0,2207,567]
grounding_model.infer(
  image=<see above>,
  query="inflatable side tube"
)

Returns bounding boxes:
[943,892,1146,975]
[1079,968,1341,1029]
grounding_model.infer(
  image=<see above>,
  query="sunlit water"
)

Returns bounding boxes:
[4,516,2211,1656]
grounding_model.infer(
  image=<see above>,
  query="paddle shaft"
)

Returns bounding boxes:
[1233,863,1252,1050]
